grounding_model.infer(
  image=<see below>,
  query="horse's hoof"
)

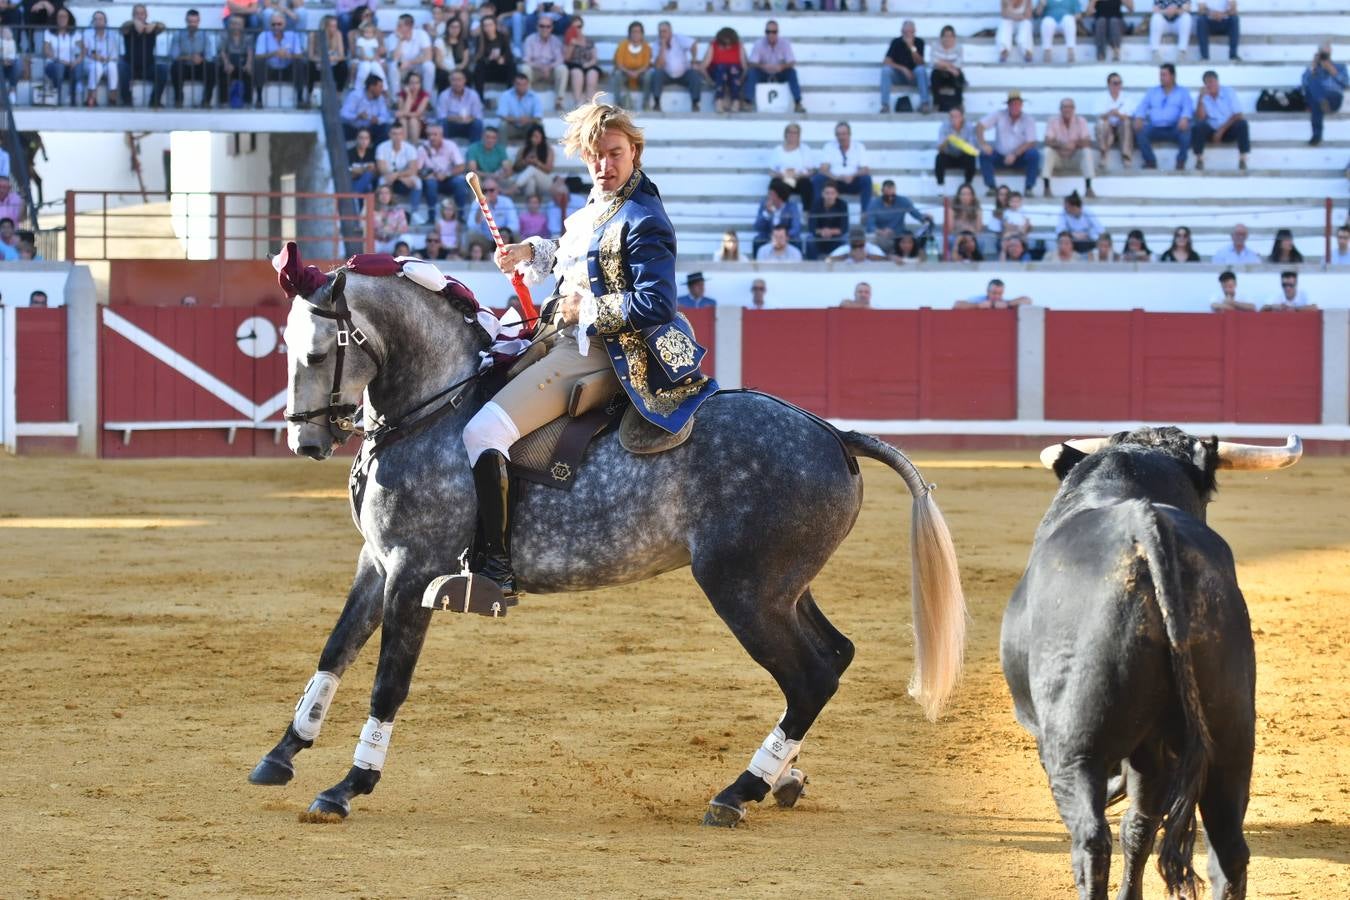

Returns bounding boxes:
[248,756,295,786]
[771,768,808,808]
[701,800,745,828]
[302,794,350,823]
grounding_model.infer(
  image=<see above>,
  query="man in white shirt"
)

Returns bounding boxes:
[1261,271,1318,312]
[384,14,433,95]
[1211,223,1261,264]
[744,20,805,114]
[376,123,424,221]
[755,224,804,262]
[1097,72,1135,168]
[1331,225,1350,265]
[1209,270,1255,312]
[648,21,704,112]
[828,225,888,263]
[811,121,874,213]
[747,278,768,309]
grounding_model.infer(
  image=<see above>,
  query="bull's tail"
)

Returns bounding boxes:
[1136,503,1214,900]
[840,431,966,721]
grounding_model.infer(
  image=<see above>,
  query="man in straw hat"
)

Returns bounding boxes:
[976,89,1042,196]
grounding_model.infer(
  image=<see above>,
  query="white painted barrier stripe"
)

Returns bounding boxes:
[825,419,1350,441]
[16,422,79,437]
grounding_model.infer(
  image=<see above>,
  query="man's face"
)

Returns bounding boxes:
[658,23,671,43]
[31,292,48,307]
[689,280,704,298]
[0,178,9,198]
[1231,227,1247,248]
[584,128,636,193]
[850,242,866,259]
[823,185,838,205]
[514,76,528,95]
[751,281,766,306]
[901,21,914,40]
[1221,277,1236,298]
[771,228,787,249]
[426,235,441,253]
[1338,229,1349,250]
[1204,75,1219,97]
[1108,75,1122,94]
[764,22,778,44]
[270,17,286,33]
[228,16,242,34]
[882,183,896,200]
[1060,101,1074,122]
[988,283,1005,304]
[1008,98,1023,118]
[186,12,199,30]
[1007,239,1024,258]
[1282,276,1297,300]
[390,126,405,144]
[451,72,466,92]
[538,19,553,39]
[835,125,850,147]
[398,19,413,37]
[426,126,443,145]
[482,181,500,203]
[483,130,498,149]
[855,284,871,305]
[371,80,385,99]
[1160,67,1175,89]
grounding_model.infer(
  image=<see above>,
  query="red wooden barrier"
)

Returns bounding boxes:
[16,308,68,423]
[1045,311,1322,423]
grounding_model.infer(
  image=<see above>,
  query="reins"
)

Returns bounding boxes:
[284,275,382,445]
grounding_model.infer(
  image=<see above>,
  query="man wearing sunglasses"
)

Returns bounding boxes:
[745,20,805,113]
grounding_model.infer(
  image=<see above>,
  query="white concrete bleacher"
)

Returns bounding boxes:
[43,0,1350,259]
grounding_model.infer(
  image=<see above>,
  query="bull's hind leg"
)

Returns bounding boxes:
[1043,755,1113,900]
[1199,762,1251,900]
[250,548,385,786]
[1116,753,1167,900]
[306,571,434,821]
[698,579,855,828]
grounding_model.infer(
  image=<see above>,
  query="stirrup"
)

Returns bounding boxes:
[422,573,518,617]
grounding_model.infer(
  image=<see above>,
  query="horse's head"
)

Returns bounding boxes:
[284,270,381,460]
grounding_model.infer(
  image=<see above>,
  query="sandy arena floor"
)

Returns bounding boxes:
[1,451,1346,898]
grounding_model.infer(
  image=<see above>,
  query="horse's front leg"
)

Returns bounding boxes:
[305,563,435,821]
[249,546,386,786]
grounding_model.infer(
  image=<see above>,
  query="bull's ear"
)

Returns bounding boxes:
[1051,445,1089,481]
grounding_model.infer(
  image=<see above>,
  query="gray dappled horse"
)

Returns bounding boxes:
[249,268,967,826]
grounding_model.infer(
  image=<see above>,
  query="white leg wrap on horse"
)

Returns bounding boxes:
[353,716,395,771]
[291,671,340,742]
[746,727,802,789]
[463,401,520,466]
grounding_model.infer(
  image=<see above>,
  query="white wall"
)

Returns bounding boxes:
[41,132,173,213]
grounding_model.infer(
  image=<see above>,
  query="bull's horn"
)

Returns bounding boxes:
[1215,435,1303,470]
[1039,437,1111,469]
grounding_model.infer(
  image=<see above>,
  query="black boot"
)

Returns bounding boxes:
[471,450,517,597]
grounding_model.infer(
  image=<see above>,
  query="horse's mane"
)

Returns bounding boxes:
[315,265,494,351]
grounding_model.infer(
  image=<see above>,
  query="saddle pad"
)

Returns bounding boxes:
[508,406,619,490]
[619,405,695,455]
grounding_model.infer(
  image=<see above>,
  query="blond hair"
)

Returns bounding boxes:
[560,95,645,169]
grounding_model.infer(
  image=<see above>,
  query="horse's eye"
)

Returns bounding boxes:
[307,352,327,365]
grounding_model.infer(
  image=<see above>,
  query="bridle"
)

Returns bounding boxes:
[284,280,382,444]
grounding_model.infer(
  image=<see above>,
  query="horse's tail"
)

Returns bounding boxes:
[839,431,967,721]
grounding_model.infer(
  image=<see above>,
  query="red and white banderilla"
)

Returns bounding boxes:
[465,171,539,333]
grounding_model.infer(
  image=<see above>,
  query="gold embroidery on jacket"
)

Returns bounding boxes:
[593,170,643,230]
[593,222,629,334]
[654,328,696,370]
[616,331,707,416]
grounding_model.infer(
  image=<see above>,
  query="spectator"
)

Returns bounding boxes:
[396,72,431,142]
[418,122,469,217]
[1209,270,1254,311]
[511,122,555,199]
[81,11,119,107]
[564,15,604,109]
[376,123,424,222]
[1000,233,1032,262]
[420,230,452,260]
[829,225,888,263]
[43,9,82,107]
[868,179,933,250]
[467,243,486,262]
[1159,224,1201,261]
[349,18,385,90]
[893,231,927,264]
[1090,232,1118,261]
[392,239,412,258]
[341,74,393,143]
[313,16,349,98]
[809,182,848,260]
[543,176,576,236]
[814,121,874,214]
[385,14,433,99]
[471,16,513,97]
[224,0,262,31]
[880,19,929,114]
[930,25,965,112]
[839,282,872,309]
[498,72,541,142]
[610,20,653,111]
[952,230,984,262]
[0,219,15,258]
[1097,71,1134,168]
[744,19,804,114]
[713,229,747,262]
[334,0,374,37]
[1057,191,1102,251]
[518,194,548,239]
[1302,43,1347,146]
[217,14,254,108]
[1211,223,1260,264]
[30,290,49,306]
[1120,228,1152,261]
[1044,230,1082,264]
[1192,70,1249,171]
[255,13,309,108]
[977,91,1041,196]
[756,223,804,262]
[748,278,767,309]
[1037,0,1081,64]
[518,14,565,106]
[433,16,470,92]
[1196,0,1240,61]
[702,26,745,114]
[1043,97,1097,197]
[463,177,518,255]
[23,0,59,46]
[0,31,16,86]
[1150,0,1193,61]
[1262,271,1317,312]
[0,175,23,225]
[1134,63,1193,170]
[119,5,168,107]
[436,70,484,144]
[348,127,378,194]
[508,0,567,61]
[1268,228,1304,264]
[949,182,983,248]
[752,182,802,254]
[954,278,1030,308]
[677,272,716,309]
[998,0,1035,64]
[649,20,702,113]
[17,237,39,260]
[1001,189,1033,241]
[769,122,814,210]
[935,106,978,187]
[1331,225,1350,265]
[372,183,408,253]
[273,0,307,35]
[167,9,218,108]
[435,198,460,250]
[1088,0,1131,62]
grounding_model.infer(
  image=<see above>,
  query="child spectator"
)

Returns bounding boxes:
[436,199,460,249]
[372,184,408,253]
[350,18,385,89]
[518,194,549,239]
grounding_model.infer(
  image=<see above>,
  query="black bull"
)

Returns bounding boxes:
[1000,427,1301,900]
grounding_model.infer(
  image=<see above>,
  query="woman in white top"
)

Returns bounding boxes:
[768,121,814,210]
[929,25,964,111]
[711,230,748,262]
[81,11,120,105]
[43,8,82,106]
[997,0,1035,63]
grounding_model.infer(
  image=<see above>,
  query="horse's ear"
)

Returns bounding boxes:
[331,269,347,302]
